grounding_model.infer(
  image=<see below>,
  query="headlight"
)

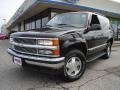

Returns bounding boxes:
[10,37,13,42]
[38,39,59,46]
[38,38,60,56]
[38,40,53,45]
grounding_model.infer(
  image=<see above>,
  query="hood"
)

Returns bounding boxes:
[11,27,85,38]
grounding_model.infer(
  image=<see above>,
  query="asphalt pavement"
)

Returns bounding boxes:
[0,40,120,90]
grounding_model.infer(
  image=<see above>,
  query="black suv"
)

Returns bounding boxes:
[8,12,114,81]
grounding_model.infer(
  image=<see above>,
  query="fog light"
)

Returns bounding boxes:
[38,50,52,55]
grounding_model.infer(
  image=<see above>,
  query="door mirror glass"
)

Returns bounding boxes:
[90,24,101,30]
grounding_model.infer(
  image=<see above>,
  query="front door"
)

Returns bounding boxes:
[84,14,103,55]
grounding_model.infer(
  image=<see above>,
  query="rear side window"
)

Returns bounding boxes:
[98,15,110,30]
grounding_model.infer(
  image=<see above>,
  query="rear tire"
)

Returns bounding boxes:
[61,49,86,82]
[102,42,111,59]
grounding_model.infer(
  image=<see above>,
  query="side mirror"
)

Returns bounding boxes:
[118,25,120,30]
[90,24,101,30]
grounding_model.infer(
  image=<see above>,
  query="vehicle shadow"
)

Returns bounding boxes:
[0,58,107,89]
[18,58,102,82]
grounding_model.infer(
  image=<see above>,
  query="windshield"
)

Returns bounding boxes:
[46,13,88,28]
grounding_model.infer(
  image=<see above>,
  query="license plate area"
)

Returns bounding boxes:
[13,56,22,65]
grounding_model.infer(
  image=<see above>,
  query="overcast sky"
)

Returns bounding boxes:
[111,0,120,3]
[0,0,120,32]
[0,0,25,32]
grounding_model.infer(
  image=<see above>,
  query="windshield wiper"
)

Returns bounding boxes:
[56,24,78,28]
[43,25,53,28]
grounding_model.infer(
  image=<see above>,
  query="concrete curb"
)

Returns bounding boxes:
[113,41,120,47]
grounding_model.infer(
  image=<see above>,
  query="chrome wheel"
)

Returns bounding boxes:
[65,57,82,77]
[62,49,86,81]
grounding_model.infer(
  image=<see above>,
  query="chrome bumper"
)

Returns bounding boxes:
[7,48,65,69]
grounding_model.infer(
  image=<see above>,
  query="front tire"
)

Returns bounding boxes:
[62,49,86,82]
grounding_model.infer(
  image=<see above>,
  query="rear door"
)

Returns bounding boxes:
[98,15,111,44]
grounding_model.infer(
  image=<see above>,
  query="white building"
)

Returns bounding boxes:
[6,0,120,37]
[1,24,8,35]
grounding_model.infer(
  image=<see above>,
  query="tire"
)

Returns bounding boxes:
[61,49,86,82]
[102,42,111,59]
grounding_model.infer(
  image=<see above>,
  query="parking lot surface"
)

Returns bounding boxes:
[0,40,120,90]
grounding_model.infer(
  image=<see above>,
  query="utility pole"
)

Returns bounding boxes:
[117,22,119,41]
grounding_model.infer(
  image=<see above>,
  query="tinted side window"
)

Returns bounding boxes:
[90,14,101,30]
[98,15,110,30]
[90,15,100,25]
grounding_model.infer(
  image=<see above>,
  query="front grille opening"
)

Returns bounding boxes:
[14,38,36,45]
[14,46,37,54]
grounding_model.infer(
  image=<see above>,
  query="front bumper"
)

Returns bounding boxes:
[7,48,65,69]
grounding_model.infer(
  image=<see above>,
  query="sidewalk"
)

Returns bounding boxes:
[113,41,120,47]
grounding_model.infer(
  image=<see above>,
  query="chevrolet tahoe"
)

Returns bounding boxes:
[7,12,114,81]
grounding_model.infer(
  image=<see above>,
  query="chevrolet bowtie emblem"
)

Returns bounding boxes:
[17,43,23,46]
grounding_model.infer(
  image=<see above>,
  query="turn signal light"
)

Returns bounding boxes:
[52,39,59,46]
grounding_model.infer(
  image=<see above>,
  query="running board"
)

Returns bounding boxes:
[86,52,106,63]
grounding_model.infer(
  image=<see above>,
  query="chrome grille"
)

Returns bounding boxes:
[14,46,37,55]
[14,38,36,45]
[13,37,37,55]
